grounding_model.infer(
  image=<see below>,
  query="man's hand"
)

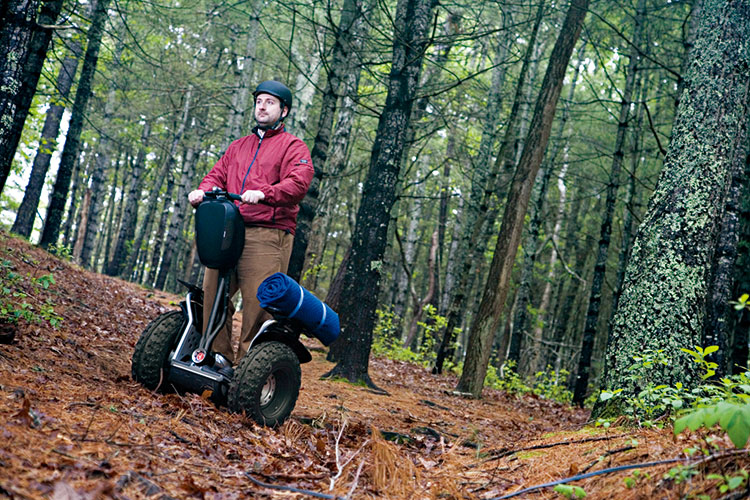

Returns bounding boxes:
[188,189,205,207]
[241,190,265,204]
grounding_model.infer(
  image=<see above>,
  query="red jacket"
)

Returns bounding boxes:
[199,125,314,234]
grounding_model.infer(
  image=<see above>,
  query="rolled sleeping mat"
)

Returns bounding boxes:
[256,272,340,346]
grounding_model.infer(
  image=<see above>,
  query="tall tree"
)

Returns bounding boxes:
[572,0,646,405]
[0,0,64,194]
[455,0,590,398]
[434,3,541,374]
[323,0,436,386]
[12,41,83,238]
[287,0,370,281]
[105,122,150,277]
[79,36,126,269]
[596,0,750,415]
[39,0,111,249]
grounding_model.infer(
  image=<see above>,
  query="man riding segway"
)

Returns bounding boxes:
[132,81,322,426]
[188,80,314,369]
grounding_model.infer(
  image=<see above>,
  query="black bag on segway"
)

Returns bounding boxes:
[195,198,245,270]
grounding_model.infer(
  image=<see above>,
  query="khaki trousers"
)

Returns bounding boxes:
[202,226,294,364]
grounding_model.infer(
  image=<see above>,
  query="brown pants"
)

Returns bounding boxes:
[202,226,294,364]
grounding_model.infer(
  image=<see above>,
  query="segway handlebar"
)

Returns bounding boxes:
[202,188,242,203]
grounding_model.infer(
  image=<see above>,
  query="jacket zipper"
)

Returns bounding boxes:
[240,135,263,195]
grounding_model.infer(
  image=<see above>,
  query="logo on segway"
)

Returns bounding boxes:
[192,349,207,364]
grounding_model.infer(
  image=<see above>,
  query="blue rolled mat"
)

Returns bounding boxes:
[256,272,340,346]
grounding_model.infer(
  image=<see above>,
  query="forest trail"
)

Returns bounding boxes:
[0,231,742,499]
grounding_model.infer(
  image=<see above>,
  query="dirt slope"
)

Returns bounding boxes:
[0,231,746,499]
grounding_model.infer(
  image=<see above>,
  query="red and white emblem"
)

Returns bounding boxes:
[192,349,207,364]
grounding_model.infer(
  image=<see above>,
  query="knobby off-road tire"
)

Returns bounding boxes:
[131,310,184,391]
[228,341,301,426]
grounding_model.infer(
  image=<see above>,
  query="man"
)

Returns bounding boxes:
[188,80,314,366]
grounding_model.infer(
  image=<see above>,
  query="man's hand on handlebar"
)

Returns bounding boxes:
[188,189,205,207]
[241,190,265,204]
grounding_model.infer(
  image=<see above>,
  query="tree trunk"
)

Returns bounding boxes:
[79,38,124,268]
[609,78,647,331]
[0,0,64,194]
[572,0,646,406]
[98,152,121,271]
[434,4,539,374]
[39,0,111,249]
[455,0,590,398]
[595,0,750,416]
[106,122,150,277]
[12,40,82,238]
[155,138,199,290]
[222,4,261,149]
[730,153,750,374]
[323,0,436,386]
[287,0,369,281]
[508,165,552,373]
[703,120,749,375]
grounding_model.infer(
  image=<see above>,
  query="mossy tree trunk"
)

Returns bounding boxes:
[595,0,750,416]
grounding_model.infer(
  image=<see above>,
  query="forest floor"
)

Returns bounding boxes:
[0,230,748,500]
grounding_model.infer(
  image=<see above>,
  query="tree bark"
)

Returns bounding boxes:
[155,136,199,290]
[323,0,436,386]
[0,0,64,194]
[106,121,150,277]
[595,0,750,416]
[287,0,370,281]
[703,116,749,375]
[39,0,111,249]
[455,0,590,398]
[79,37,124,268]
[12,41,82,238]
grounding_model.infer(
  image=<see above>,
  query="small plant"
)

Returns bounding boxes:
[533,366,573,403]
[706,470,748,494]
[553,484,586,498]
[47,243,72,260]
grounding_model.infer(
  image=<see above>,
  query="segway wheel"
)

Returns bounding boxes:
[131,310,184,391]
[228,341,301,426]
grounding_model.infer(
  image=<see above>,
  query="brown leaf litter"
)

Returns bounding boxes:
[0,231,748,499]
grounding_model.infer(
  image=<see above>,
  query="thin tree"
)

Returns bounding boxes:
[12,41,83,237]
[39,0,112,249]
[572,0,646,405]
[456,0,590,398]
[287,0,370,281]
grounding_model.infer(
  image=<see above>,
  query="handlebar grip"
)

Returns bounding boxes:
[202,189,241,202]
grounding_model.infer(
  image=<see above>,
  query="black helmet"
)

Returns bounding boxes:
[253,80,293,111]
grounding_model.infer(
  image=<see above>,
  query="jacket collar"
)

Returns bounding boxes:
[252,123,285,138]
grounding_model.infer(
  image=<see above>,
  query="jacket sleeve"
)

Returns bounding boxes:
[198,144,232,192]
[258,139,314,207]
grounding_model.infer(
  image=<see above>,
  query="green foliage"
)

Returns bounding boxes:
[372,306,449,369]
[47,243,72,261]
[623,469,650,489]
[533,367,573,404]
[664,464,699,484]
[553,484,587,498]
[598,348,687,425]
[674,401,750,448]
[706,470,748,494]
[0,260,62,328]
[483,361,573,404]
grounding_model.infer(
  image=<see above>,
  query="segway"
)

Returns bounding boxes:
[131,189,326,426]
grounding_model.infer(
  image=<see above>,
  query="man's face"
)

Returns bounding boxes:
[254,93,287,128]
